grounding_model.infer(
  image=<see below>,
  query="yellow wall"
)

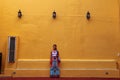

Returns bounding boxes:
[1,0,119,59]
[0,0,120,78]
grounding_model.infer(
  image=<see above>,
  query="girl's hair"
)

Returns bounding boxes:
[53,44,57,47]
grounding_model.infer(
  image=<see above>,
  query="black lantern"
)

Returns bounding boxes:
[52,11,56,19]
[18,10,22,18]
[86,11,90,20]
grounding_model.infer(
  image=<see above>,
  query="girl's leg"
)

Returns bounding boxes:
[50,67,54,77]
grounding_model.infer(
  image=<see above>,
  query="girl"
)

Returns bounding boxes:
[50,44,61,78]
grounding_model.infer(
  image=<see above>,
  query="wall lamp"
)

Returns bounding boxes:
[52,11,56,19]
[86,11,91,20]
[18,10,22,18]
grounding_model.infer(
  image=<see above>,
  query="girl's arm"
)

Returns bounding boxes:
[50,52,52,65]
[57,51,61,63]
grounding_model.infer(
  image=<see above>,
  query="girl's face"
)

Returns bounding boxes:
[53,45,57,50]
